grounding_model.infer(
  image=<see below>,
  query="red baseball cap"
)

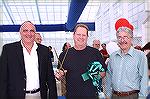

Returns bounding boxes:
[115,18,134,31]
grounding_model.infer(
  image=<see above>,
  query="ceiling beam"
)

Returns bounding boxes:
[2,0,15,24]
[0,22,95,32]
[35,0,42,24]
[66,0,89,31]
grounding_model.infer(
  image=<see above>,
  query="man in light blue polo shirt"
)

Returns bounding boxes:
[106,18,148,99]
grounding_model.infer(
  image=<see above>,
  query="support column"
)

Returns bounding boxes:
[142,1,150,45]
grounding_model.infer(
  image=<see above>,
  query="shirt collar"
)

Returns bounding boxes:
[21,41,38,51]
[116,46,134,57]
[32,42,38,51]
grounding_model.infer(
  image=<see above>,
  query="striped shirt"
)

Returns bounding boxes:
[106,47,148,97]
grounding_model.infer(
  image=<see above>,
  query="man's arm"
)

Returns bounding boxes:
[0,45,8,99]
[97,50,107,71]
[105,58,112,98]
[138,52,148,97]
[47,48,58,99]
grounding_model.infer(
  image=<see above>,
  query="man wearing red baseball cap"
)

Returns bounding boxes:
[106,18,148,99]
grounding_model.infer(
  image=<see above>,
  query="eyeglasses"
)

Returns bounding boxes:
[22,29,35,33]
[36,38,42,41]
[94,44,100,46]
[117,36,131,41]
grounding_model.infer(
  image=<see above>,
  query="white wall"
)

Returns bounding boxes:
[145,1,150,43]
[94,1,147,46]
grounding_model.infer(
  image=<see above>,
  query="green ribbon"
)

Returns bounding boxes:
[81,61,104,87]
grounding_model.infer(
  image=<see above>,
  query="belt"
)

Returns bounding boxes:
[26,88,40,94]
[113,90,139,96]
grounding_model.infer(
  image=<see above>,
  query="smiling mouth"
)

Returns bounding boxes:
[118,42,127,46]
[25,36,33,38]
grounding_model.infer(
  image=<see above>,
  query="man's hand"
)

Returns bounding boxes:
[100,72,106,78]
[54,69,67,80]
[105,96,111,99]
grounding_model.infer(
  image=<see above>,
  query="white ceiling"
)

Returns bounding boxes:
[1,0,102,44]
[1,0,101,25]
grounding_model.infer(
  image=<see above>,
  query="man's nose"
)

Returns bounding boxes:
[79,34,84,38]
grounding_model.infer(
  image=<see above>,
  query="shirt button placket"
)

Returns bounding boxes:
[118,57,123,90]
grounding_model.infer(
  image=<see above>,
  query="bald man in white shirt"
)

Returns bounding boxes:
[0,21,57,99]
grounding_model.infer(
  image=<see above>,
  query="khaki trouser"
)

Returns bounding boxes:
[25,91,41,99]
